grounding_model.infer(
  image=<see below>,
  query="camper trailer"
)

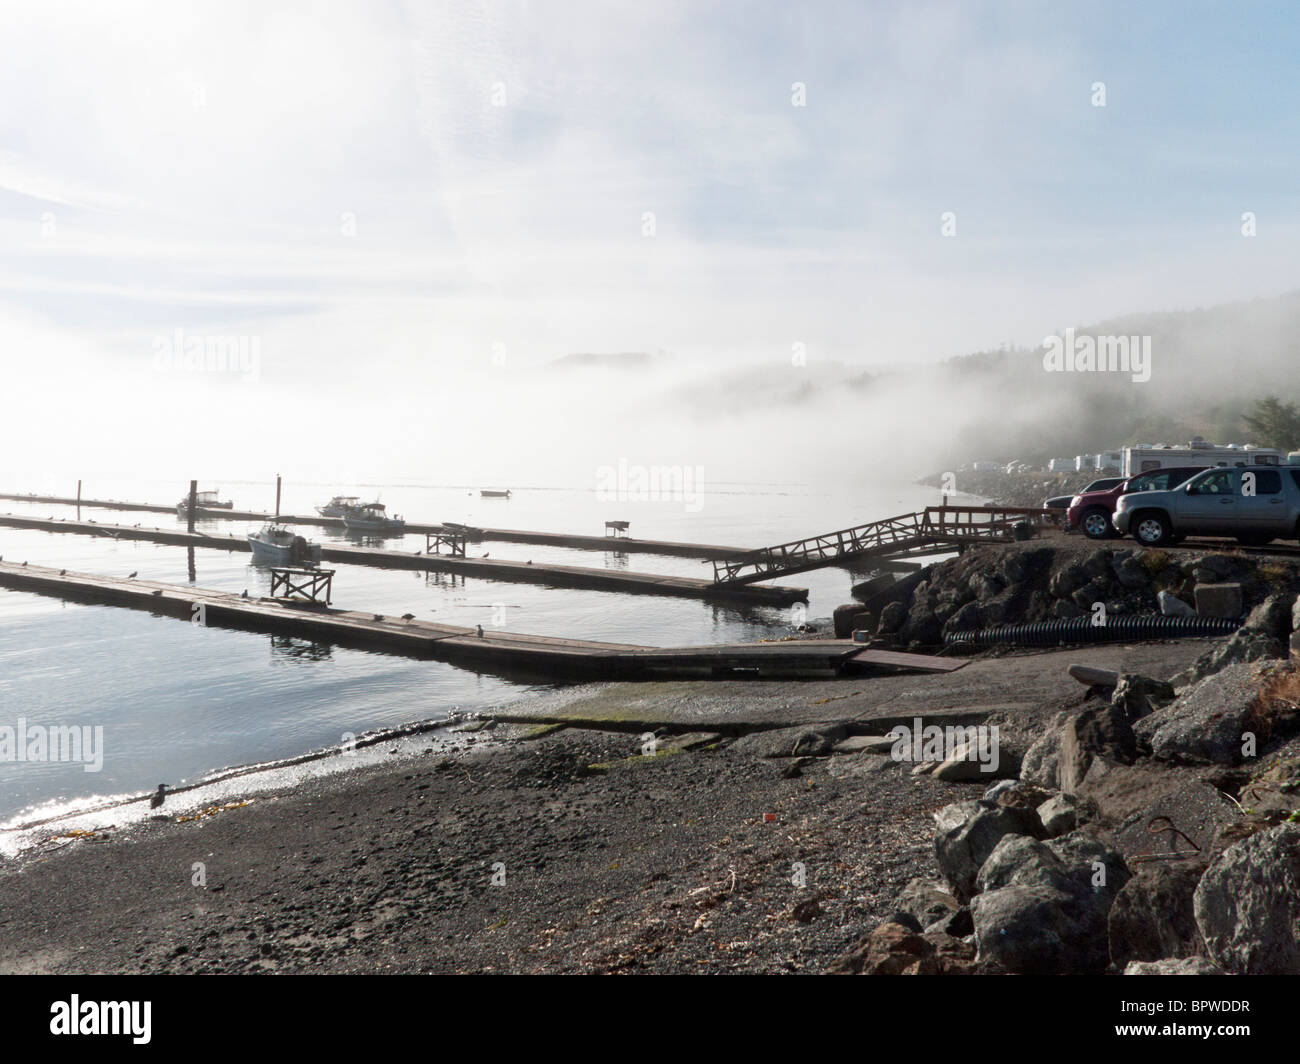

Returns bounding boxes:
[1121,439,1283,478]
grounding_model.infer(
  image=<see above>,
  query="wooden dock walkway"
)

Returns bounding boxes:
[0,561,963,681]
[0,491,743,560]
[0,513,806,605]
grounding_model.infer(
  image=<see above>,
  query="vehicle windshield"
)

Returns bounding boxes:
[1082,478,1122,492]
[1123,468,1205,493]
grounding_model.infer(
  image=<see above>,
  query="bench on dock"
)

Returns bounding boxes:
[605,520,630,538]
[270,567,335,606]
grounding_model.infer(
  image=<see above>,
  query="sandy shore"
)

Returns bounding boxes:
[0,640,1207,974]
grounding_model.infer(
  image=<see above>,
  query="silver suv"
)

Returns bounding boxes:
[1113,465,1300,547]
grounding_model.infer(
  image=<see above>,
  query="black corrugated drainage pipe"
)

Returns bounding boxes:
[943,614,1240,649]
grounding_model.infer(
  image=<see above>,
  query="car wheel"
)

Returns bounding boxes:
[1081,507,1113,540]
[1133,511,1171,547]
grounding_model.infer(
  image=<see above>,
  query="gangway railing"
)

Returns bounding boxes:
[711,506,1057,585]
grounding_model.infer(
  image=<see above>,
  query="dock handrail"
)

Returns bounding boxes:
[711,505,1058,585]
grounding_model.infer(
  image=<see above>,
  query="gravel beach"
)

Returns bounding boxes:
[0,640,1208,975]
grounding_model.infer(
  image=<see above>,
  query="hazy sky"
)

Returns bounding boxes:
[1,0,1298,483]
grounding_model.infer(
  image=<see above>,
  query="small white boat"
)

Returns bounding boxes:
[341,503,405,535]
[316,495,361,518]
[247,523,322,566]
[177,489,233,515]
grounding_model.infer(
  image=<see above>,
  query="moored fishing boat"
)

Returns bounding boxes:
[480,489,512,498]
[341,503,405,535]
[177,489,233,515]
[247,523,323,566]
[316,495,361,517]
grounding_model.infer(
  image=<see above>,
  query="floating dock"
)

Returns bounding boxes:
[0,513,806,605]
[0,561,963,681]
[0,491,744,559]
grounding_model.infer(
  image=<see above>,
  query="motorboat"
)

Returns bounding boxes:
[177,489,233,515]
[316,495,362,518]
[341,503,406,535]
[479,489,511,498]
[247,523,322,566]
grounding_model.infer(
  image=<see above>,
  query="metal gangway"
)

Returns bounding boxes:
[710,506,1058,586]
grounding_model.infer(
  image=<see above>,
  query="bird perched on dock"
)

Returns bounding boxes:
[150,784,168,809]
[401,612,415,621]
[241,590,249,598]
[127,571,137,579]
[374,614,383,621]
[59,569,66,576]
[526,560,532,565]
[476,624,484,637]
[482,552,490,558]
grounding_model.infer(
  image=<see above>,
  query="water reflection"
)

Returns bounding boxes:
[270,634,333,662]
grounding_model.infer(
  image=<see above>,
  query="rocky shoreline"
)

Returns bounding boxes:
[2,536,1299,974]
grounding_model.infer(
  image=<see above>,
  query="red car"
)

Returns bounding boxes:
[1067,466,1209,539]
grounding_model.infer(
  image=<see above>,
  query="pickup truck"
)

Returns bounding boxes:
[1113,465,1300,547]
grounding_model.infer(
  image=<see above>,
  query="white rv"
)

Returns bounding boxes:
[1121,441,1283,478]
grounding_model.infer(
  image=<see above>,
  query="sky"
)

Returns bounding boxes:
[1,0,1298,485]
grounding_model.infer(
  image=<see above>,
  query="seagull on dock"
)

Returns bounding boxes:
[476,624,484,637]
[127,571,138,579]
[401,612,415,621]
[150,783,169,809]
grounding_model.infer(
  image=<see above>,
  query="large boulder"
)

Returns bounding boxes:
[877,601,906,634]
[1194,583,1243,619]
[1108,860,1207,967]
[1019,712,1070,789]
[944,600,983,634]
[1137,663,1263,765]
[1158,590,1196,618]
[933,800,1044,902]
[1036,793,1080,837]
[1076,759,1237,863]
[891,878,961,929]
[1060,703,1138,792]
[1245,593,1293,641]
[1175,627,1287,687]
[1110,673,1176,723]
[1194,824,1300,974]
[970,830,1130,974]
[901,599,942,646]
[1112,554,1149,590]
[1049,562,1088,599]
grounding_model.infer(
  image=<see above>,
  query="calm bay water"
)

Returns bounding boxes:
[0,474,963,826]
